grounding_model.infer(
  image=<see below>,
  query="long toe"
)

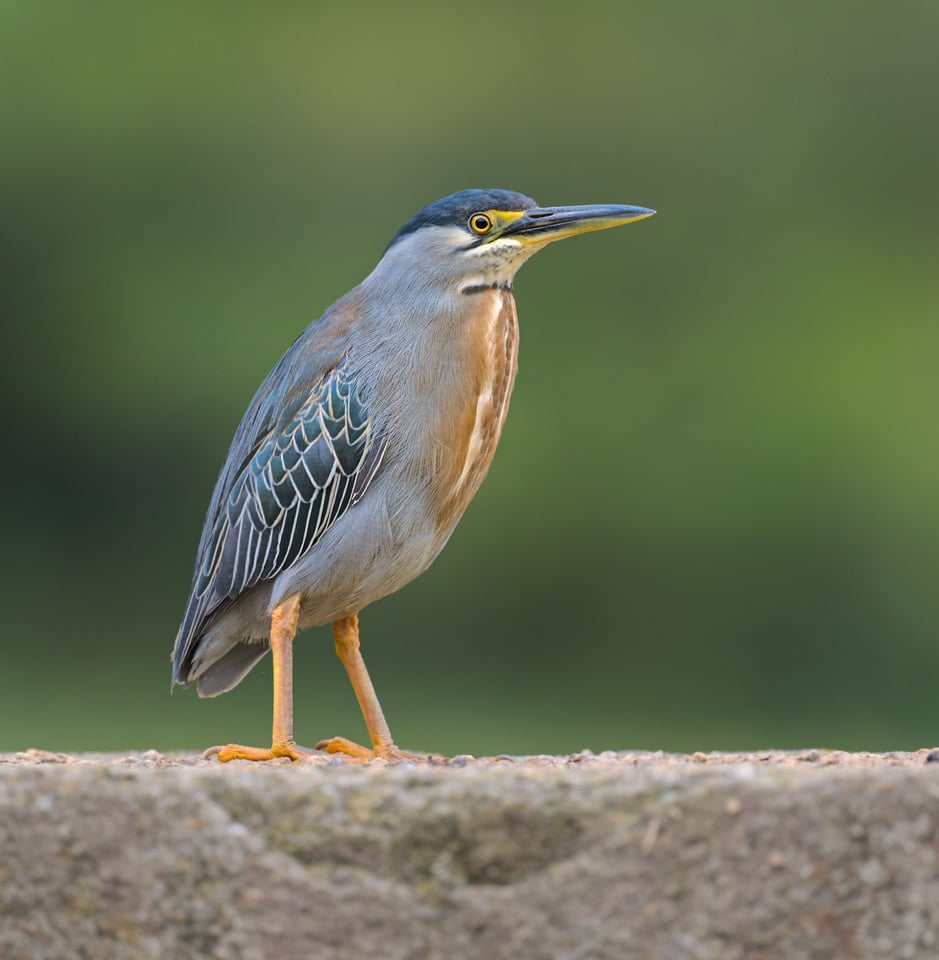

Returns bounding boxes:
[203,741,320,762]
[314,736,428,763]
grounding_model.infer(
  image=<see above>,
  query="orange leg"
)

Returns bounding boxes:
[315,613,424,762]
[204,594,318,762]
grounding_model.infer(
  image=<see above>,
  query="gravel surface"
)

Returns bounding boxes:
[4,745,939,768]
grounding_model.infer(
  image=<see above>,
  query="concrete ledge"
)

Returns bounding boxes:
[2,749,939,959]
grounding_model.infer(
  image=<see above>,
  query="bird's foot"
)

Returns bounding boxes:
[203,740,320,763]
[314,735,429,763]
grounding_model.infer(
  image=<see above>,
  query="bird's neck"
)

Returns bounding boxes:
[425,287,520,533]
[345,278,520,550]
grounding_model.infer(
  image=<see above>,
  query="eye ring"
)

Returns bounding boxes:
[469,213,493,235]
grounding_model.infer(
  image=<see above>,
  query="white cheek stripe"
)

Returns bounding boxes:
[458,238,537,292]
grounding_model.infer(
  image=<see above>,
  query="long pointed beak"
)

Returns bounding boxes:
[500,203,655,245]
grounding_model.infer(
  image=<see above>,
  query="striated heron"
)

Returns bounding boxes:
[172,189,655,761]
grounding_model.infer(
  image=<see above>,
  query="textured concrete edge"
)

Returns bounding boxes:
[3,752,939,958]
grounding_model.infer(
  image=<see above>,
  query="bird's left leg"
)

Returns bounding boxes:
[204,593,318,762]
[316,613,425,762]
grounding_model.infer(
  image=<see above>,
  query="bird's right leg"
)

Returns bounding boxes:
[204,593,318,762]
[315,613,424,762]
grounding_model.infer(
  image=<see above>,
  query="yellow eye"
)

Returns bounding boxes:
[469,213,493,234]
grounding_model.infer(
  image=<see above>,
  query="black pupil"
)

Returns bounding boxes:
[473,216,489,231]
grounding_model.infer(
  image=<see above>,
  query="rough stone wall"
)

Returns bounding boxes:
[2,749,939,959]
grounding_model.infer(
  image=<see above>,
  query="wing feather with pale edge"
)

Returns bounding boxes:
[172,354,385,683]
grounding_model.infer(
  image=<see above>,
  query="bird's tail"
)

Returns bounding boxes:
[192,639,271,698]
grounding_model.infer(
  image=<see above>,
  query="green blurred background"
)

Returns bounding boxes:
[3,2,938,756]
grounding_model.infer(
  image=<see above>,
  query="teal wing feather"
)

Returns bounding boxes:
[172,353,385,683]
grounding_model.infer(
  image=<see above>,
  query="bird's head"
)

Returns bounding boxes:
[376,189,655,294]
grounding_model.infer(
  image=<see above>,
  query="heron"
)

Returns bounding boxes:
[172,188,655,761]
